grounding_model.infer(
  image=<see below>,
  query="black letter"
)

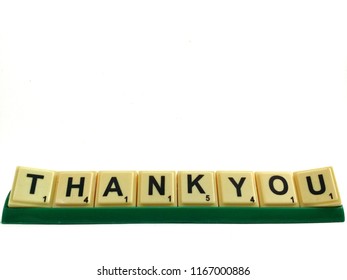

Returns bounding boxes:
[66,177,85,197]
[306,174,326,195]
[148,176,165,195]
[228,177,246,197]
[26,174,45,194]
[269,175,288,195]
[187,174,205,194]
[103,177,123,196]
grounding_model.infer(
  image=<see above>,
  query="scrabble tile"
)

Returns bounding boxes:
[9,166,56,207]
[217,171,259,206]
[294,167,342,206]
[178,171,217,206]
[54,171,96,207]
[95,171,137,206]
[138,171,176,206]
[255,172,299,206]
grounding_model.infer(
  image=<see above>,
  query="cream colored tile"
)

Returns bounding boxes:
[9,166,56,207]
[256,172,299,206]
[138,171,176,206]
[178,171,217,206]
[95,171,137,206]
[53,171,96,207]
[217,171,259,206]
[294,167,341,206]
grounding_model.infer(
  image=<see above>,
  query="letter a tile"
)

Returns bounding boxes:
[95,171,137,206]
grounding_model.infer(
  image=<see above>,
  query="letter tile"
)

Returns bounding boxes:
[138,171,176,206]
[294,167,342,206]
[9,166,56,207]
[255,172,299,206]
[54,171,96,207]
[217,171,259,206]
[95,171,137,206]
[178,171,217,206]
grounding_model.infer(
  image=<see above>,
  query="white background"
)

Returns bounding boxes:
[1,1,347,279]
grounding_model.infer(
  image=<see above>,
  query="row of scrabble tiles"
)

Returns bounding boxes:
[8,166,342,208]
